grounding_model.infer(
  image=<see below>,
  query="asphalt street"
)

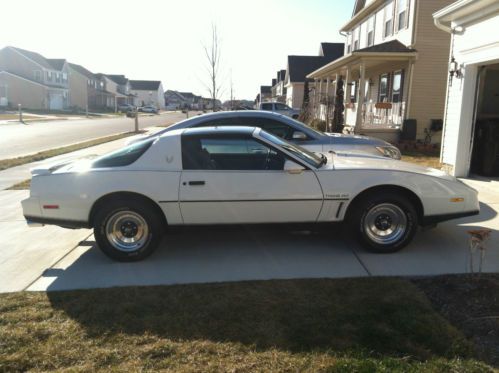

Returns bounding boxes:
[0,111,192,159]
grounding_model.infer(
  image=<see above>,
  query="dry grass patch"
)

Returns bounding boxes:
[0,131,143,171]
[0,278,492,372]
[401,150,442,169]
[7,179,31,190]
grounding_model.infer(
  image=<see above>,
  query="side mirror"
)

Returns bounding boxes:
[292,131,307,141]
[284,160,305,174]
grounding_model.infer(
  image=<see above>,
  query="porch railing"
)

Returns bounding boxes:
[362,101,405,129]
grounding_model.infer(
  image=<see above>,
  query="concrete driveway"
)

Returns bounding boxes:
[0,180,499,292]
[1,179,498,293]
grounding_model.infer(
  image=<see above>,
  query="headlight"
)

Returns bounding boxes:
[375,146,402,160]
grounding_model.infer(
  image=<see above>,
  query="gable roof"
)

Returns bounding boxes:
[352,0,366,16]
[9,46,64,70]
[68,63,95,78]
[287,56,332,83]
[129,80,161,90]
[106,74,128,85]
[319,43,345,59]
[277,69,286,82]
[47,58,66,70]
[260,85,271,94]
[355,40,417,53]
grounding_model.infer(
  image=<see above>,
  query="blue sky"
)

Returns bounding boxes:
[1,0,355,100]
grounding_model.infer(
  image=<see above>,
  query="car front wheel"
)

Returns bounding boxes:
[94,199,164,261]
[349,193,418,253]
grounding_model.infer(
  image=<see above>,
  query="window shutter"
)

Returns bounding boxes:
[400,69,405,101]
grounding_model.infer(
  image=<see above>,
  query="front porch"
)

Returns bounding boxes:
[307,41,417,142]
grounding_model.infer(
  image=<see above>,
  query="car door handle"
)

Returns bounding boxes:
[188,181,205,186]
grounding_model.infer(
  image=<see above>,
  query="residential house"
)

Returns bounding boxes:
[0,46,70,110]
[165,90,188,110]
[67,62,100,110]
[433,0,499,177]
[271,69,287,103]
[93,74,119,110]
[284,42,344,109]
[105,74,136,108]
[308,0,454,142]
[130,80,165,109]
[256,86,272,107]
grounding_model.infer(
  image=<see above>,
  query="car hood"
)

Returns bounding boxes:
[324,132,391,146]
[326,153,456,181]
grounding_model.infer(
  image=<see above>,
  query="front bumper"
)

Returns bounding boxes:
[421,210,480,226]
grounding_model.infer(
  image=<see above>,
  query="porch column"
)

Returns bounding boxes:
[405,59,415,120]
[344,68,351,104]
[317,79,323,119]
[354,62,366,134]
[325,78,331,129]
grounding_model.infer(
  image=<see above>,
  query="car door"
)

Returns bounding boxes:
[179,133,323,224]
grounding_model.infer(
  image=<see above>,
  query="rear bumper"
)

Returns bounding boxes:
[421,210,480,226]
[24,215,90,229]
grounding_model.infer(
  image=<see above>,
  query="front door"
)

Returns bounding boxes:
[179,133,323,224]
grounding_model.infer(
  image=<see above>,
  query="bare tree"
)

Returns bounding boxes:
[203,23,222,111]
[229,70,234,110]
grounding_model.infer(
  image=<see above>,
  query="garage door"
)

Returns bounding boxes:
[49,93,63,110]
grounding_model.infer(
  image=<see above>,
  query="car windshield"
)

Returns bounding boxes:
[259,129,323,168]
[286,116,325,137]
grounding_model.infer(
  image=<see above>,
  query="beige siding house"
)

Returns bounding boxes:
[0,46,69,110]
[130,80,165,109]
[308,0,453,142]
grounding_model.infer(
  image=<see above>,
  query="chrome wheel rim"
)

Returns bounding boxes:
[363,203,407,245]
[105,211,149,252]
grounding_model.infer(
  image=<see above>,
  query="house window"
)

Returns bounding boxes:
[353,27,360,51]
[62,73,67,82]
[347,33,352,54]
[34,70,42,82]
[367,16,375,46]
[55,73,61,83]
[391,70,404,102]
[379,73,390,102]
[397,0,408,31]
[384,1,394,38]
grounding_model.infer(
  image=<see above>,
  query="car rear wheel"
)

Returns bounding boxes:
[94,199,164,261]
[348,193,418,253]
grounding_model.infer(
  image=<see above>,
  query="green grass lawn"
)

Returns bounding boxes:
[0,277,494,372]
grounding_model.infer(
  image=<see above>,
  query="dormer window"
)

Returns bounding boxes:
[397,0,408,31]
[384,1,394,38]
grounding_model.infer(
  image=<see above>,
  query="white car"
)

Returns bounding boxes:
[22,127,479,261]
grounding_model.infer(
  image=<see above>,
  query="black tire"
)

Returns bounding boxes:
[93,199,164,261]
[347,192,418,253]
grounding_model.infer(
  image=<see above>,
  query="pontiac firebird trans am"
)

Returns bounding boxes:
[22,126,479,261]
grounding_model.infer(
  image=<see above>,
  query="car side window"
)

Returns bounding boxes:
[182,135,286,171]
[194,117,240,127]
[261,103,273,110]
[275,103,288,111]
